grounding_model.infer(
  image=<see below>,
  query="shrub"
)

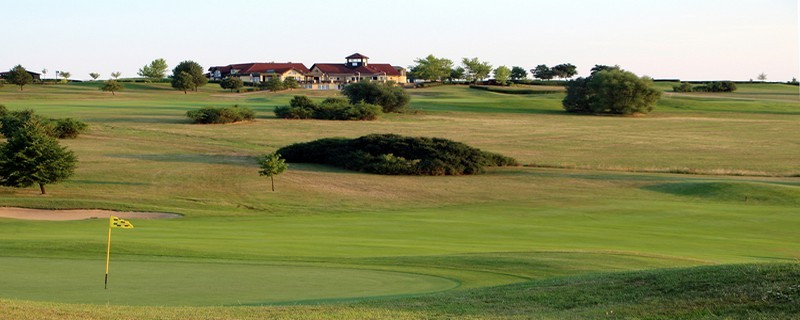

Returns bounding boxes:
[341,81,410,113]
[0,110,88,139]
[276,134,518,176]
[673,82,694,92]
[186,105,255,124]
[259,77,285,92]
[50,118,88,139]
[274,96,381,121]
[563,68,661,115]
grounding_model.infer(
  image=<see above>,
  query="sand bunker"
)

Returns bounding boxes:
[0,207,181,221]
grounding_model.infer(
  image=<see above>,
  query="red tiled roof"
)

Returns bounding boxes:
[209,63,310,75]
[346,53,369,59]
[311,63,401,76]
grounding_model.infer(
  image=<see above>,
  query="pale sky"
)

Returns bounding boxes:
[1,0,798,81]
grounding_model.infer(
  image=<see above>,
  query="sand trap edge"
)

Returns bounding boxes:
[0,207,182,221]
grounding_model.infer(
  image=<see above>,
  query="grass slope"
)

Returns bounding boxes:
[1,263,797,319]
[0,83,798,317]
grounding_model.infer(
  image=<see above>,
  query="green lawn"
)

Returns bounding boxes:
[0,82,798,318]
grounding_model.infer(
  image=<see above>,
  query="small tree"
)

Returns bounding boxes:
[101,80,123,95]
[411,54,454,82]
[341,80,410,113]
[171,71,194,94]
[111,72,121,79]
[448,67,465,82]
[6,65,33,91]
[531,65,554,80]
[493,66,511,85]
[219,77,244,92]
[510,66,527,80]
[260,77,285,92]
[461,57,492,83]
[257,153,288,192]
[59,71,71,83]
[283,77,300,90]
[0,116,77,194]
[89,73,100,80]
[41,68,48,81]
[757,73,767,81]
[563,67,661,115]
[551,63,578,80]
[138,58,169,80]
[171,60,207,91]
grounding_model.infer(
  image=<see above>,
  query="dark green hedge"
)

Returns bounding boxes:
[186,105,255,124]
[276,134,518,175]
[274,96,381,120]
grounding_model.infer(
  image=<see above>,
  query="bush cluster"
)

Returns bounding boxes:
[693,81,737,93]
[341,81,410,113]
[274,96,381,120]
[186,105,255,124]
[563,67,661,115]
[672,82,694,92]
[276,134,518,176]
[0,108,88,139]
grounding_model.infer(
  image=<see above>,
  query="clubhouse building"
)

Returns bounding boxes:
[208,53,406,90]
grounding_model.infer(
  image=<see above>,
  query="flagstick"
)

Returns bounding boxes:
[105,217,112,289]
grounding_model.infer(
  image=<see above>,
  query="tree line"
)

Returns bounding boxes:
[407,54,579,85]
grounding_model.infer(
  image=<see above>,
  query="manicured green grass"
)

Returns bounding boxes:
[0,83,798,318]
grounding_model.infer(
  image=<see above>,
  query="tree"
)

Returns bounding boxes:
[551,63,578,79]
[448,67,465,82]
[341,80,410,113]
[493,66,511,85]
[510,66,527,80]
[59,71,71,83]
[461,57,492,83]
[411,54,454,82]
[0,115,77,194]
[757,73,767,81]
[171,60,207,91]
[257,153,288,192]
[111,72,121,79]
[89,73,100,80]
[219,77,244,92]
[563,67,661,115]
[260,77,285,92]
[41,68,48,81]
[531,64,554,80]
[6,65,33,91]
[590,64,619,74]
[100,80,123,95]
[283,77,300,90]
[138,58,169,80]
[171,71,194,94]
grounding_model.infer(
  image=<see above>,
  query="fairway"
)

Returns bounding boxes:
[0,82,798,318]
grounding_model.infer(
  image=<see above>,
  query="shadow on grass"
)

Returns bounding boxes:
[107,153,257,166]
[68,180,150,186]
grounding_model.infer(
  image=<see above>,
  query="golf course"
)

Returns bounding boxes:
[0,82,798,319]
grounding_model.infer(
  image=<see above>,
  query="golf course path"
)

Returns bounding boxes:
[0,207,181,221]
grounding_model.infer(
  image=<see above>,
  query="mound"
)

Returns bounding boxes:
[644,181,800,205]
[277,134,518,175]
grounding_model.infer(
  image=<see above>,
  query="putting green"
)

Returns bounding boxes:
[0,257,458,306]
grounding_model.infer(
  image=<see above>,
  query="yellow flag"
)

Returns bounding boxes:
[110,216,134,229]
